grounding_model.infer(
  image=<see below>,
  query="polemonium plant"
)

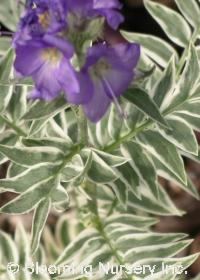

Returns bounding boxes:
[0,0,200,279]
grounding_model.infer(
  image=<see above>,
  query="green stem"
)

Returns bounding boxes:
[104,120,152,152]
[55,144,82,175]
[77,106,88,146]
[85,182,133,280]
[0,115,27,137]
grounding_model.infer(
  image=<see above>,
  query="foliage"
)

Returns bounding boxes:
[0,0,200,279]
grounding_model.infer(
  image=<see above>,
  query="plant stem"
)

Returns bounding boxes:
[77,106,88,146]
[104,120,152,152]
[0,115,27,137]
[85,181,133,279]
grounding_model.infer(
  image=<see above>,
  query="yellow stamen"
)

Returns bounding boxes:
[38,12,50,29]
[90,58,110,78]
[41,48,61,65]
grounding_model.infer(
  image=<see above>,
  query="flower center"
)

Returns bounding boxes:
[90,58,110,78]
[38,11,50,29]
[41,47,61,65]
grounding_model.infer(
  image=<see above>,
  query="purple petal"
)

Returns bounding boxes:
[14,42,44,76]
[32,63,62,99]
[29,88,42,99]
[64,70,93,104]
[103,69,134,98]
[43,34,74,58]
[82,44,108,69]
[93,0,122,10]
[83,79,110,122]
[31,54,80,100]
[103,43,140,97]
[109,43,141,70]
[56,57,81,101]
[95,9,124,30]
[66,0,92,12]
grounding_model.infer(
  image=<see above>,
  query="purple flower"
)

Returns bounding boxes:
[93,0,124,30]
[77,43,140,122]
[14,40,79,101]
[13,0,79,101]
[66,0,124,30]
[12,1,140,123]
[14,0,68,46]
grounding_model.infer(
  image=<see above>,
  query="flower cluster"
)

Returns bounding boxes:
[13,0,140,122]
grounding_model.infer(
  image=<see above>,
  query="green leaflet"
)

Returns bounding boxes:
[151,155,199,199]
[0,226,52,280]
[165,45,200,112]
[0,177,58,214]
[7,162,27,177]
[62,149,121,185]
[108,104,123,140]
[121,31,178,67]
[82,150,118,183]
[73,151,93,186]
[54,210,193,280]
[0,230,18,264]
[104,214,157,229]
[55,214,79,248]
[31,198,51,255]
[0,117,5,133]
[121,142,159,198]
[22,96,70,120]
[0,131,18,165]
[15,223,30,266]
[89,148,129,167]
[55,229,99,265]
[124,87,169,128]
[174,113,200,132]
[173,99,200,118]
[0,163,58,193]
[197,46,200,61]
[61,154,84,182]
[113,161,140,199]
[144,0,191,47]
[158,115,198,155]
[127,186,184,217]
[52,184,69,212]
[0,0,21,31]
[0,176,70,256]
[0,48,14,82]
[22,137,73,152]
[0,48,14,113]
[125,102,144,131]
[116,232,187,252]
[0,145,64,166]
[137,130,187,184]
[124,240,193,263]
[153,57,176,108]
[175,0,200,28]
[109,179,128,207]
[181,147,200,165]
[7,86,27,122]
[0,37,12,56]
[96,110,113,147]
